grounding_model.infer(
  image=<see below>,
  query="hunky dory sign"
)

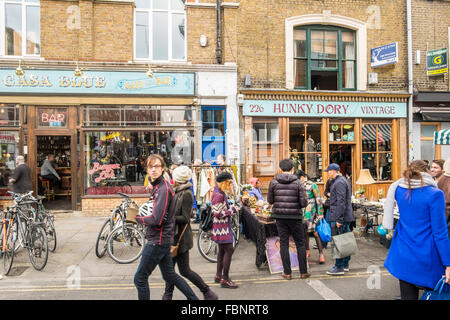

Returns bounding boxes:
[243,100,407,118]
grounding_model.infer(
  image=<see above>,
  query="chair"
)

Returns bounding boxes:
[39,176,55,201]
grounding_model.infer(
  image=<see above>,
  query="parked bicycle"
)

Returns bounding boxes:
[95,192,146,264]
[1,191,48,275]
[197,201,241,263]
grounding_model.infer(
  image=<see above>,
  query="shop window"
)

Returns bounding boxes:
[84,130,193,195]
[135,0,186,61]
[329,123,355,142]
[201,106,225,163]
[420,123,440,163]
[294,26,356,91]
[289,123,322,182]
[82,105,192,127]
[38,107,67,128]
[362,123,393,181]
[0,131,19,196]
[2,0,40,57]
[252,122,279,176]
[0,104,20,126]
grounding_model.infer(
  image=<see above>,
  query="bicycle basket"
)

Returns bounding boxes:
[199,204,213,232]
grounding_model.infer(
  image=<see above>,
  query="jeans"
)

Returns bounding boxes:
[165,250,209,295]
[330,222,351,269]
[275,219,308,275]
[134,243,199,300]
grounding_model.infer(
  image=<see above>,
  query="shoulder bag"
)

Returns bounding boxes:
[170,224,189,258]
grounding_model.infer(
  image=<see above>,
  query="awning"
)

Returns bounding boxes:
[434,128,450,145]
[419,107,450,121]
[362,124,392,142]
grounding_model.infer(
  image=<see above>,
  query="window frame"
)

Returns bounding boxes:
[420,122,441,160]
[134,0,187,62]
[293,25,357,91]
[252,120,279,176]
[201,106,226,142]
[0,0,40,58]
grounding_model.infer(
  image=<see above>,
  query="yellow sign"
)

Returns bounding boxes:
[101,132,121,141]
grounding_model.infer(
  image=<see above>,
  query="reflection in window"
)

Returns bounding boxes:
[84,130,193,195]
[0,131,19,195]
[0,104,20,126]
[361,123,393,181]
[289,123,322,182]
[253,122,279,176]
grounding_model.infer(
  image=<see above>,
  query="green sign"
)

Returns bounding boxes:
[427,48,448,76]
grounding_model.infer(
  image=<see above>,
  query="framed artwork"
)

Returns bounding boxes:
[265,236,299,274]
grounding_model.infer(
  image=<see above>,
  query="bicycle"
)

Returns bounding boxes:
[197,201,241,263]
[95,192,145,264]
[1,191,49,275]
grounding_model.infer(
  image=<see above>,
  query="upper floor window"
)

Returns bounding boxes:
[294,25,356,91]
[135,0,186,61]
[1,0,40,57]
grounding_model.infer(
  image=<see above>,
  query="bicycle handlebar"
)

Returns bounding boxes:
[117,192,131,199]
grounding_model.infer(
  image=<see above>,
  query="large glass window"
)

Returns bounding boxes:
[135,0,186,61]
[3,0,40,57]
[362,122,393,181]
[289,122,322,182]
[0,130,19,196]
[252,122,279,176]
[84,130,193,195]
[294,25,356,90]
[420,123,440,163]
[0,104,20,126]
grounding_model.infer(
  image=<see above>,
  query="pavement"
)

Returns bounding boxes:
[0,211,400,300]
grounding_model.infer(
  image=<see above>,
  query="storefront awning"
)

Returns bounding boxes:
[419,107,450,121]
[362,123,392,142]
[434,128,450,145]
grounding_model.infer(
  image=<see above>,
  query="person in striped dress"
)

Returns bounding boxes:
[211,172,239,289]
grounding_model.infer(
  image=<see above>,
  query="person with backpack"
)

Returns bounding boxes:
[162,166,218,300]
[211,172,240,289]
[267,159,310,280]
[133,154,199,300]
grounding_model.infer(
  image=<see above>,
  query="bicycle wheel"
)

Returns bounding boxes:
[43,215,57,252]
[197,230,219,263]
[106,224,145,264]
[2,221,16,275]
[27,225,49,271]
[95,219,111,258]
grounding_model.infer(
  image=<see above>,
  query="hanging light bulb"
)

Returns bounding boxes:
[145,63,153,78]
[74,61,83,77]
[15,60,25,77]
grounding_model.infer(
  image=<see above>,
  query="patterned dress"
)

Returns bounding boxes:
[303,180,324,232]
[211,186,235,244]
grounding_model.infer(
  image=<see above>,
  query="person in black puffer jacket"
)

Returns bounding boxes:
[268,159,310,280]
[162,166,218,301]
[134,155,199,301]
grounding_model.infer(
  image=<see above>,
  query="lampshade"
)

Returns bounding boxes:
[356,169,376,185]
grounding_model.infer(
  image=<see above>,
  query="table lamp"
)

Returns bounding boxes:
[355,169,375,199]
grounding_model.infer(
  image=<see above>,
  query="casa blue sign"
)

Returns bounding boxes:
[243,100,407,118]
[371,42,398,68]
[0,69,195,95]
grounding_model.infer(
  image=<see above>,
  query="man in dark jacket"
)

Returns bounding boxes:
[9,155,33,194]
[325,163,355,276]
[134,154,199,300]
[268,159,310,280]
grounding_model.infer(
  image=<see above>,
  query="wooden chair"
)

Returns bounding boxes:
[39,176,55,201]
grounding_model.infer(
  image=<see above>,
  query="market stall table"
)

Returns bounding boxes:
[240,206,278,269]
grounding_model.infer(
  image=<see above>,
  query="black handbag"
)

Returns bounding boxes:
[199,204,213,232]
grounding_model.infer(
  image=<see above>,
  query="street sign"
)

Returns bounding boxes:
[371,42,398,68]
[427,48,448,76]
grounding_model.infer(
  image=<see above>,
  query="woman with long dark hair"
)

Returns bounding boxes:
[383,160,450,300]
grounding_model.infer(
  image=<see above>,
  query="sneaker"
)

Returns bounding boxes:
[220,279,239,289]
[0,274,2,280]
[203,289,219,300]
[344,267,350,272]
[326,266,345,276]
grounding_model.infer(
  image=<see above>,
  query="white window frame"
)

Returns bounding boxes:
[285,13,367,91]
[0,0,41,58]
[134,0,187,62]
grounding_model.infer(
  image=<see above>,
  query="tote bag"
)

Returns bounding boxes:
[421,277,450,300]
[316,218,331,243]
[331,231,358,259]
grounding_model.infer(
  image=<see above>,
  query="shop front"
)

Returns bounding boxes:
[241,90,409,201]
[0,68,198,213]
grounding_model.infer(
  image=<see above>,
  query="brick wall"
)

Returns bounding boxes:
[412,0,450,91]
[81,197,149,216]
[237,0,409,92]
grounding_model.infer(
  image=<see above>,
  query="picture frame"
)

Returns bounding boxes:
[265,236,299,274]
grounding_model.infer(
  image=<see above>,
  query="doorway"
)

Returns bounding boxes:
[329,144,354,184]
[37,135,72,211]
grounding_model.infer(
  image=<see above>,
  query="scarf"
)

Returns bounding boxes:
[382,172,437,229]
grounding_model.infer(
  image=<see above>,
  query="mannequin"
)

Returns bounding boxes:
[305,136,318,178]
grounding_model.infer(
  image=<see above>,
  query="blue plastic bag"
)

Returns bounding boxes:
[316,218,331,244]
[421,277,450,300]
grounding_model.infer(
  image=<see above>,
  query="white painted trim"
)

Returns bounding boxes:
[185,3,216,8]
[285,13,367,91]
[221,2,239,8]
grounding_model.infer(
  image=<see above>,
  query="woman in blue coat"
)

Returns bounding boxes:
[383,160,450,300]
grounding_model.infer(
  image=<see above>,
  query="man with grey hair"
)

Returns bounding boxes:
[9,155,33,194]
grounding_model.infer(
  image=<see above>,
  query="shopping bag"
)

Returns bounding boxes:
[331,231,358,259]
[316,218,331,243]
[421,278,450,300]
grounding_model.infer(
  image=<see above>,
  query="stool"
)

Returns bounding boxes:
[39,176,55,201]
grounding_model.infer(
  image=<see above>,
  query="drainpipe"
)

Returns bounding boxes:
[216,0,223,64]
[407,0,414,162]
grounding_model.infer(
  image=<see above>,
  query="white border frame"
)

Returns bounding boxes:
[285,13,367,91]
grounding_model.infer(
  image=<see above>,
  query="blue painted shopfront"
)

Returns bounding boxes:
[201,106,226,164]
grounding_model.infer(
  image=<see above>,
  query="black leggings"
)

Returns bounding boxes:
[216,243,234,281]
[304,227,324,254]
[165,250,209,295]
[399,280,432,300]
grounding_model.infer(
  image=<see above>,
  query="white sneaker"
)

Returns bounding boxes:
[0,274,3,280]
[344,267,350,272]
